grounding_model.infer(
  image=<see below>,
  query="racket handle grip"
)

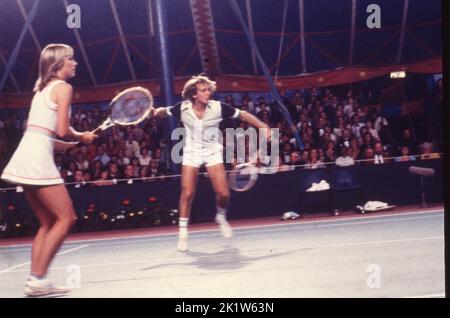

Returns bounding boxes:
[91,126,103,134]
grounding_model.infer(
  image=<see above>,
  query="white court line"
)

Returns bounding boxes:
[0,244,89,275]
[0,211,443,252]
[57,212,443,248]
[0,261,31,275]
[55,244,89,256]
[240,213,444,235]
[2,235,443,273]
[0,209,443,249]
[232,210,444,231]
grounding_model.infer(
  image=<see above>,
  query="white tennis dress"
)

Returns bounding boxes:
[1,80,67,186]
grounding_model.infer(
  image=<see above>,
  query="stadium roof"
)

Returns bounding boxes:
[0,0,442,96]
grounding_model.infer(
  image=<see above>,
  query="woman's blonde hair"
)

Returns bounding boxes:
[33,43,74,92]
[181,75,217,102]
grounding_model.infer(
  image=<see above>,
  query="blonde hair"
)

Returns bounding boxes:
[33,43,74,92]
[181,75,217,102]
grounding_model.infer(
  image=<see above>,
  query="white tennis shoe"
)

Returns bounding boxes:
[24,277,70,297]
[215,214,233,239]
[177,233,188,252]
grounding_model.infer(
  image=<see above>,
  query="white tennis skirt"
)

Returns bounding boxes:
[1,131,64,186]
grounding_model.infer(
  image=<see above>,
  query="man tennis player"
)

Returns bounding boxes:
[152,75,270,251]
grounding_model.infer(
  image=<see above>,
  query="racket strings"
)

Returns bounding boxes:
[111,90,153,124]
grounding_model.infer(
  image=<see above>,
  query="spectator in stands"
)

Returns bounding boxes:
[309,85,320,101]
[378,121,394,150]
[419,142,441,160]
[125,133,140,158]
[324,126,337,143]
[91,160,102,180]
[356,106,367,122]
[343,96,356,118]
[92,169,114,186]
[335,145,355,167]
[351,114,365,139]
[82,171,92,186]
[73,107,86,125]
[373,142,390,164]
[333,117,347,139]
[324,141,336,163]
[138,147,152,167]
[395,146,416,162]
[93,146,111,166]
[359,132,375,155]
[337,128,353,149]
[131,157,140,177]
[147,117,164,151]
[290,93,304,119]
[92,106,102,126]
[288,151,301,167]
[306,148,326,169]
[72,170,87,189]
[105,135,118,155]
[86,142,97,162]
[153,148,167,171]
[240,94,255,114]
[281,142,293,164]
[108,162,121,181]
[148,159,166,181]
[397,128,418,155]
[75,153,89,171]
[256,102,271,121]
[370,108,388,134]
[365,120,380,141]
[130,125,144,143]
[318,148,327,164]
[66,161,77,182]
[85,110,94,128]
[357,126,369,145]
[120,164,135,185]
[362,147,375,164]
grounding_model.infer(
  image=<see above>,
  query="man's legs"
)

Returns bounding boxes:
[206,163,233,238]
[177,165,199,251]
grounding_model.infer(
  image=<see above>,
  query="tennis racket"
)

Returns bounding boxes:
[227,128,274,192]
[52,139,79,150]
[228,162,259,192]
[51,87,153,149]
[92,86,154,134]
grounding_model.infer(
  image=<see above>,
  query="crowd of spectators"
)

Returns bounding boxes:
[0,84,442,189]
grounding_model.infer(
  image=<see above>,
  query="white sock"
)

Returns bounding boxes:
[216,207,227,223]
[29,273,46,281]
[179,218,189,237]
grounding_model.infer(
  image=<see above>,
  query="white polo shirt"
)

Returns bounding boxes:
[167,100,240,155]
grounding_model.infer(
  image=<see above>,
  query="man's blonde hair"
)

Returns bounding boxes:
[181,75,217,102]
[34,43,74,92]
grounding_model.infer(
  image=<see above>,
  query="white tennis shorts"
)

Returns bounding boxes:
[182,148,223,168]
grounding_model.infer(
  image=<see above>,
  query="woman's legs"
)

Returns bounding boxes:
[24,184,77,277]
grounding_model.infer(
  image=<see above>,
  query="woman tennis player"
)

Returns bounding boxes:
[1,44,97,296]
[152,75,270,252]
